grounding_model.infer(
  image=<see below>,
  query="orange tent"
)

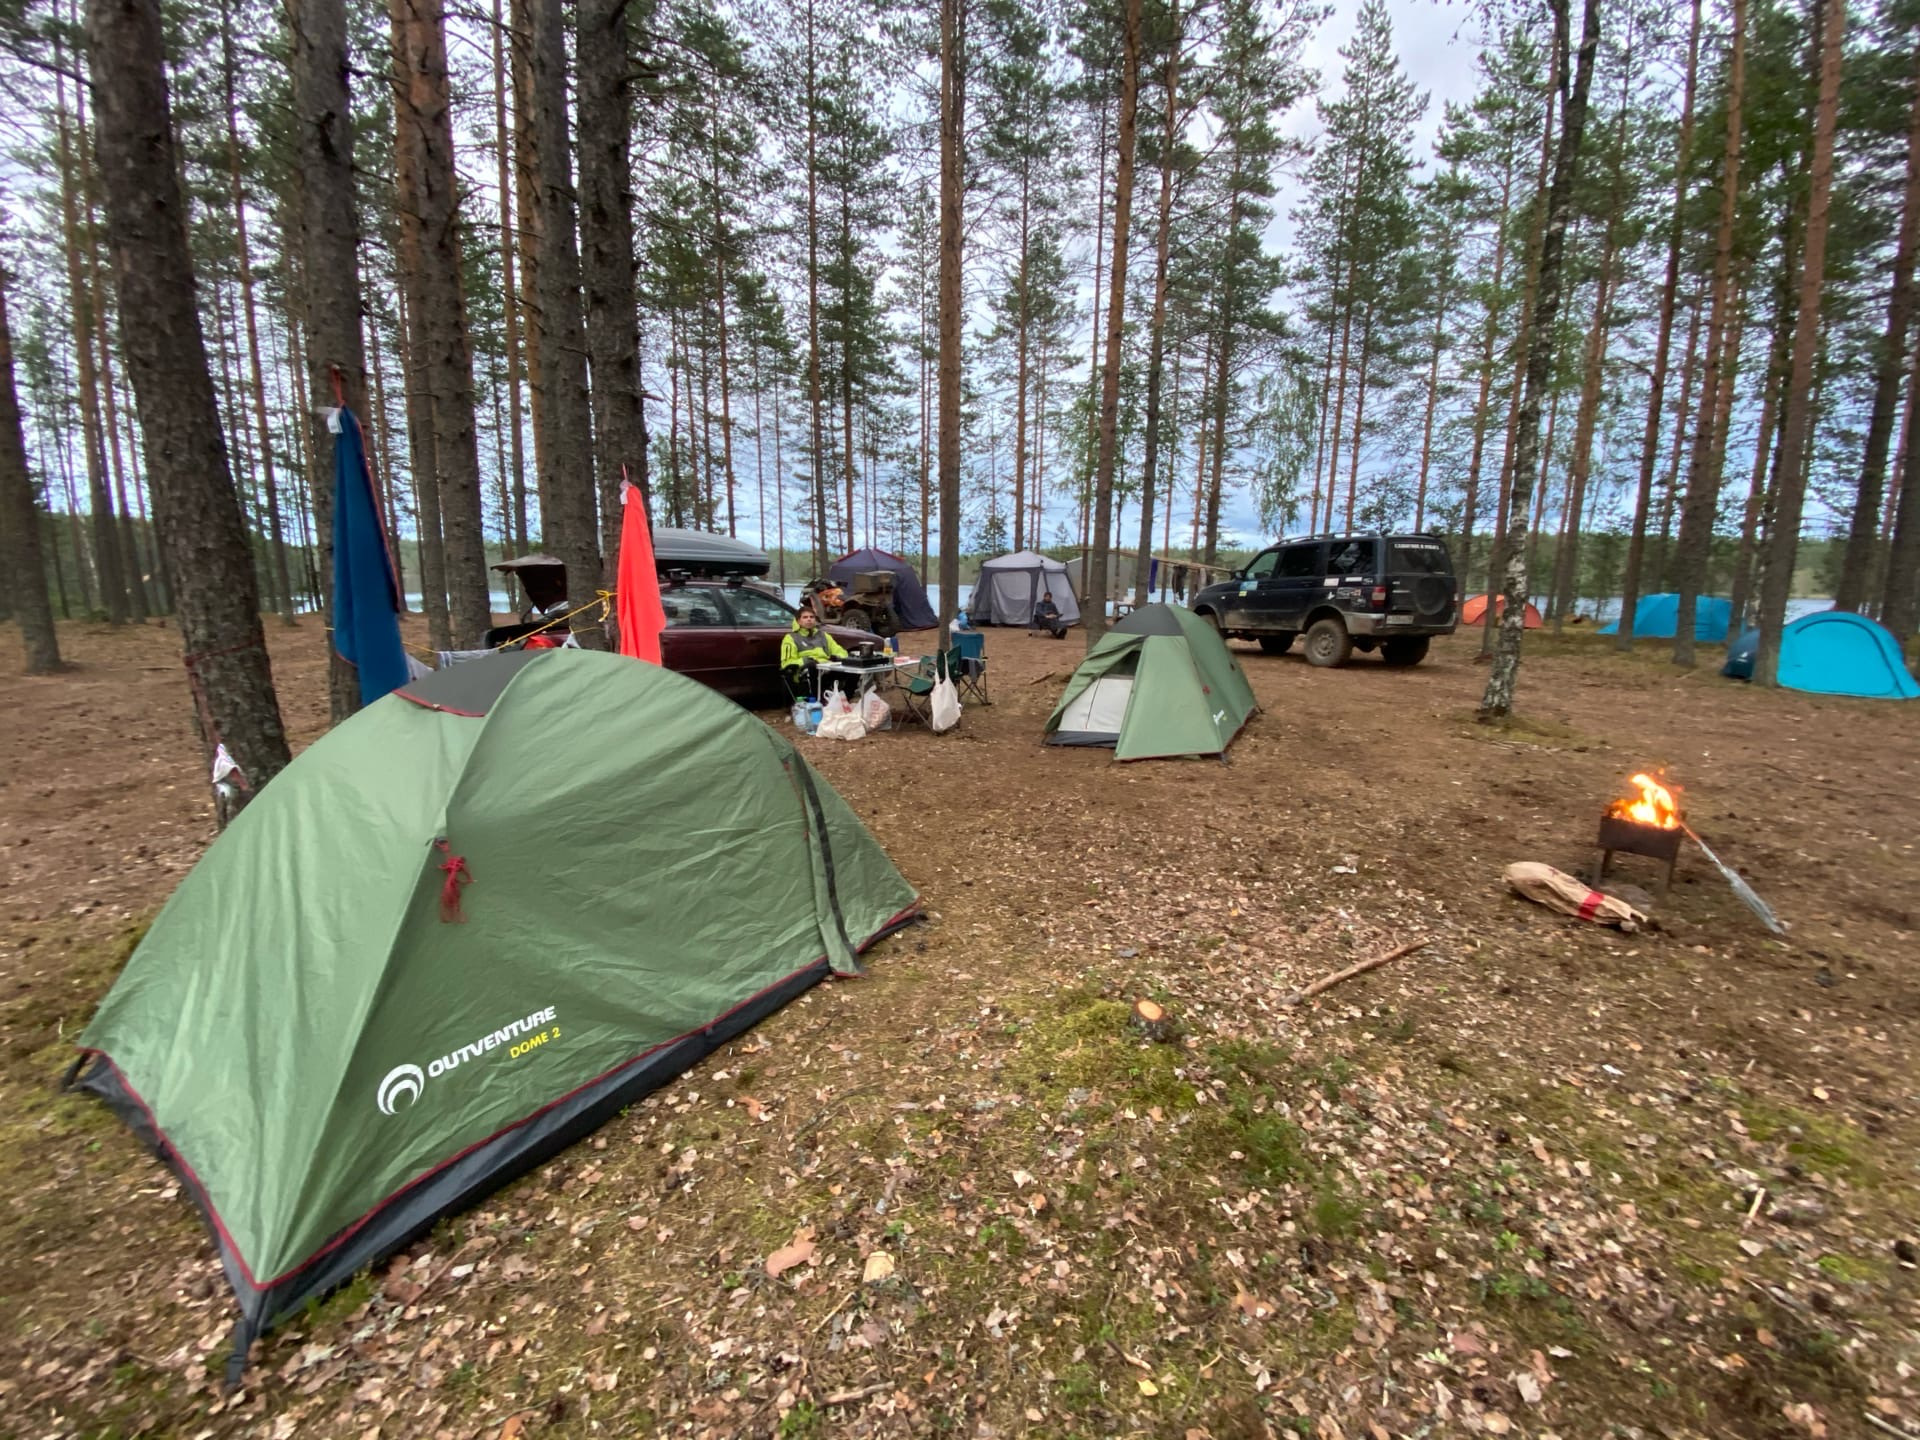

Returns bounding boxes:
[1462,594,1544,628]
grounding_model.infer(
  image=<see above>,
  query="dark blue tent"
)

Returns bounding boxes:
[1598,593,1732,640]
[1724,612,1920,698]
[828,548,939,630]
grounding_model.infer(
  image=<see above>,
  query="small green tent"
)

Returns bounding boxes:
[1045,603,1258,760]
[72,651,917,1370]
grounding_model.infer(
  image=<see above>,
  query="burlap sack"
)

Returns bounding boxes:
[1504,861,1648,931]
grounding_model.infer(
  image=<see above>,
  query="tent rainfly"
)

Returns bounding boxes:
[1597,592,1733,641]
[71,651,918,1374]
[1723,611,1920,698]
[1045,603,1257,760]
[826,548,939,630]
[971,551,1080,627]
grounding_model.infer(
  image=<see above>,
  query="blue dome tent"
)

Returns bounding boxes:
[1598,593,1732,641]
[1723,611,1919,699]
[827,548,939,631]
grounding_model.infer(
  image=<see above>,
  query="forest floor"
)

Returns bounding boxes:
[2,615,1918,1440]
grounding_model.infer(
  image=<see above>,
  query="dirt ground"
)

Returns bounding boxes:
[2,613,1917,1440]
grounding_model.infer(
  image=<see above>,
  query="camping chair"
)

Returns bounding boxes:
[897,648,960,726]
[951,630,989,705]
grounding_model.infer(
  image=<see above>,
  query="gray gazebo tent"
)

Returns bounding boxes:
[970,551,1080,627]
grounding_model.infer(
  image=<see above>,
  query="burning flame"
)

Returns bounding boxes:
[1608,773,1680,830]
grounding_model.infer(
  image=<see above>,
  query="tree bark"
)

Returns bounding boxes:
[1671,0,1746,667]
[53,38,129,625]
[1458,158,1514,594]
[1614,0,1701,649]
[290,0,373,719]
[0,274,64,673]
[1836,40,1920,612]
[219,0,295,627]
[578,0,649,579]
[510,0,547,512]
[805,0,829,573]
[1551,262,1615,631]
[1133,0,1182,602]
[491,0,529,566]
[936,0,966,630]
[396,0,491,646]
[87,0,291,793]
[1883,331,1920,639]
[1479,0,1601,720]
[528,0,603,617]
[1756,0,1844,683]
[1087,0,1142,643]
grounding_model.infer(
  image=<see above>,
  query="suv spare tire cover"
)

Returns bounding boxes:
[1411,576,1450,616]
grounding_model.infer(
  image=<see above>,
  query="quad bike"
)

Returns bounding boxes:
[801,572,898,638]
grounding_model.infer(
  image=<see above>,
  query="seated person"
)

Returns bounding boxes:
[1032,590,1069,640]
[780,605,849,698]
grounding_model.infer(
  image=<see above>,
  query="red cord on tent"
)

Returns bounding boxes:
[435,840,473,922]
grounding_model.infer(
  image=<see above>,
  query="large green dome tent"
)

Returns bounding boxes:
[1044,603,1257,760]
[71,650,918,1374]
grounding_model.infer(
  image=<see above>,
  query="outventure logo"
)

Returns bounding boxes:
[373,1005,561,1116]
[377,1064,425,1114]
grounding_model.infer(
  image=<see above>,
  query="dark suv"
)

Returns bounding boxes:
[1191,533,1457,667]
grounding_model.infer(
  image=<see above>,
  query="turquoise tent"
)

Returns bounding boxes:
[1723,612,1920,698]
[1598,593,1732,641]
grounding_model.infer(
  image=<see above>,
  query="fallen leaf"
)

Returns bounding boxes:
[1483,1412,1511,1435]
[1782,1401,1827,1437]
[1138,1378,1159,1397]
[1450,1331,1484,1355]
[766,1226,817,1278]
[499,1416,527,1440]
[863,1251,896,1284]
[1232,1289,1273,1320]
[1514,1371,1542,1405]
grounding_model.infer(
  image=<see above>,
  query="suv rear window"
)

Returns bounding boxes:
[1325,539,1375,577]
[1389,540,1451,575]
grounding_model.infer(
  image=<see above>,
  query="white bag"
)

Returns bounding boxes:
[816,692,866,741]
[930,661,962,733]
[861,688,893,732]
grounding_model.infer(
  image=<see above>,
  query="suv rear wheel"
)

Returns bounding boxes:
[1258,633,1295,655]
[1304,617,1352,668]
[1380,636,1430,667]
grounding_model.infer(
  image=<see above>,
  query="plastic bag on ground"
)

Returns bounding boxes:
[816,692,865,741]
[861,688,893,732]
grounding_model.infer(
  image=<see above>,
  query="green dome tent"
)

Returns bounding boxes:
[1045,603,1258,760]
[71,650,917,1372]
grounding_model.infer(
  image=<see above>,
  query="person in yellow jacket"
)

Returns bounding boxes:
[780,605,848,698]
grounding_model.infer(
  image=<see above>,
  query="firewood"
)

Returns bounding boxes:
[1281,939,1430,1007]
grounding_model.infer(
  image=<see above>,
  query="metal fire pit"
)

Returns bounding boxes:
[1595,812,1683,894]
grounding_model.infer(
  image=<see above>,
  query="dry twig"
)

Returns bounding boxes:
[1282,939,1430,1007]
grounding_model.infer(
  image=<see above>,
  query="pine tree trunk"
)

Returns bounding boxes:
[397,0,491,646]
[1836,40,1920,612]
[1133,3,1181,602]
[1343,303,1372,531]
[491,0,530,561]
[510,0,546,510]
[0,275,64,673]
[1882,334,1920,639]
[1012,173,1031,553]
[529,0,603,619]
[1651,297,1704,593]
[77,87,150,622]
[217,0,295,627]
[289,0,372,717]
[805,0,829,575]
[1551,263,1615,631]
[1615,0,1701,648]
[1479,0,1602,721]
[53,41,129,625]
[1458,161,1514,593]
[86,0,291,794]
[936,0,966,630]
[1670,0,1746,667]
[1087,0,1142,643]
[1755,0,1844,683]
[1728,298,1789,634]
[1412,261,1451,534]
[578,0,648,576]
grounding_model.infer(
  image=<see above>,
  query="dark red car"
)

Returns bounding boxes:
[660,581,879,707]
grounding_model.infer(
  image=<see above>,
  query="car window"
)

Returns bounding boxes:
[1389,540,1451,575]
[1243,549,1281,580]
[1279,544,1322,579]
[1325,539,1375,577]
[723,588,798,628]
[662,589,727,628]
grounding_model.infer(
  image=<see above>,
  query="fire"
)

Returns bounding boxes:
[1608,773,1680,830]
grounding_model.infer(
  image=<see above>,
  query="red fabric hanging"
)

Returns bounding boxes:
[615,478,665,664]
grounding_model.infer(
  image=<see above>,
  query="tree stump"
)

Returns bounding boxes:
[1130,998,1175,1043]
